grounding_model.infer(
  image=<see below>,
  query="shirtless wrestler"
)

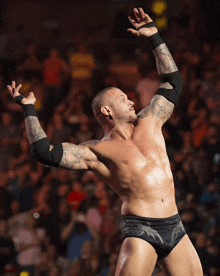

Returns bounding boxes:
[8,7,203,276]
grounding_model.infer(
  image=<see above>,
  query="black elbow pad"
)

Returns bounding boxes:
[30,137,63,167]
[156,71,183,105]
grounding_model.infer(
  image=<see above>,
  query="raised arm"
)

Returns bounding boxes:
[7,82,98,170]
[128,8,182,127]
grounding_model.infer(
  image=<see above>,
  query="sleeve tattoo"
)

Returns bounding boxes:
[153,43,178,75]
[138,95,174,124]
[25,115,98,170]
[25,116,47,144]
[60,143,98,170]
[138,43,177,124]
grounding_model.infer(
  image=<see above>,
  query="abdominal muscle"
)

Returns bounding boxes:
[91,138,178,218]
[120,187,178,218]
[109,161,178,218]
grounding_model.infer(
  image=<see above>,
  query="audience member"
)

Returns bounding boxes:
[17,44,42,77]
[0,219,15,274]
[136,68,160,108]
[47,112,72,145]
[67,182,88,211]
[12,216,46,276]
[43,48,69,120]
[61,211,93,263]
[69,43,96,91]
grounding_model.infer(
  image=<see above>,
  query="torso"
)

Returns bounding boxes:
[87,120,178,218]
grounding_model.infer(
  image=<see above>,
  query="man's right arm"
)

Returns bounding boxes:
[26,118,99,170]
[60,142,98,170]
[7,82,98,170]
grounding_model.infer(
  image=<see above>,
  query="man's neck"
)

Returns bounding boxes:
[103,123,134,141]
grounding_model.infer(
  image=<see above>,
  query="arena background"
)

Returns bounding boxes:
[0,0,220,276]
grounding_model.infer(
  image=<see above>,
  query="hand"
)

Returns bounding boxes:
[128,8,158,37]
[7,81,36,105]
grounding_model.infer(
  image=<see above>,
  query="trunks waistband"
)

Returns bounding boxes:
[121,213,180,227]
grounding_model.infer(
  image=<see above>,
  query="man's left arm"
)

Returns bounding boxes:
[128,8,183,127]
[138,43,182,126]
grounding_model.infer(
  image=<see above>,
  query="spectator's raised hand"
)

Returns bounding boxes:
[7,81,36,105]
[128,8,158,37]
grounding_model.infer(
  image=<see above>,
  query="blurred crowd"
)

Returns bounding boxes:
[1,15,220,276]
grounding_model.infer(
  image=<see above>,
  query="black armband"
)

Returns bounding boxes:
[138,22,164,50]
[14,95,37,119]
[156,71,183,105]
[31,137,63,167]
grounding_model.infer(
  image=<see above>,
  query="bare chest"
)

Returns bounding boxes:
[99,141,148,169]
[89,138,175,216]
[93,140,168,185]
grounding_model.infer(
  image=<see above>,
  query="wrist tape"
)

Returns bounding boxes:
[15,95,37,118]
[137,22,164,50]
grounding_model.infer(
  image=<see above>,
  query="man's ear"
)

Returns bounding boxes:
[101,106,111,117]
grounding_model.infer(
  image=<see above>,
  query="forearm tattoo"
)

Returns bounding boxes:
[60,143,94,170]
[138,43,177,124]
[153,43,178,75]
[138,95,174,124]
[25,116,47,144]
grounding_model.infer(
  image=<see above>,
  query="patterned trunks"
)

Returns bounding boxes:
[120,213,186,260]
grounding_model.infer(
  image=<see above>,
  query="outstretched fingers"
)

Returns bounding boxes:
[133,8,142,23]
[128,8,155,37]
[7,81,22,97]
[128,15,139,28]
[138,8,153,23]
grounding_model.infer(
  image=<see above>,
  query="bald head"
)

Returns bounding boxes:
[92,87,116,121]
[92,87,137,127]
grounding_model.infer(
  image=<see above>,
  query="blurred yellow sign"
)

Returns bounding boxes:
[20,271,30,276]
[155,15,168,29]
[152,0,167,16]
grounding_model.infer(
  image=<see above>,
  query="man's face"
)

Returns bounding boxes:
[105,89,137,124]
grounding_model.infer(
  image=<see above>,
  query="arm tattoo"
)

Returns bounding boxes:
[25,116,47,144]
[60,143,96,170]
[138,43,177,124]
[153,43,178,75]
[80,140,101,146]
[138,95,174,124]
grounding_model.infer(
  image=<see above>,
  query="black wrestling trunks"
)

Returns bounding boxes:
[120,213,186,260]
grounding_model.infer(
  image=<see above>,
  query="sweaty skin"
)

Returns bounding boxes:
[94,132,176,218]
[62,88,178,218]
[59,25,178,218]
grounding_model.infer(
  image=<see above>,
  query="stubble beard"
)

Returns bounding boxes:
[128,113,138,124]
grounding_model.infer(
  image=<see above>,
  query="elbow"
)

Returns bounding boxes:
[161,71,183,92]
[31,138,63,167]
